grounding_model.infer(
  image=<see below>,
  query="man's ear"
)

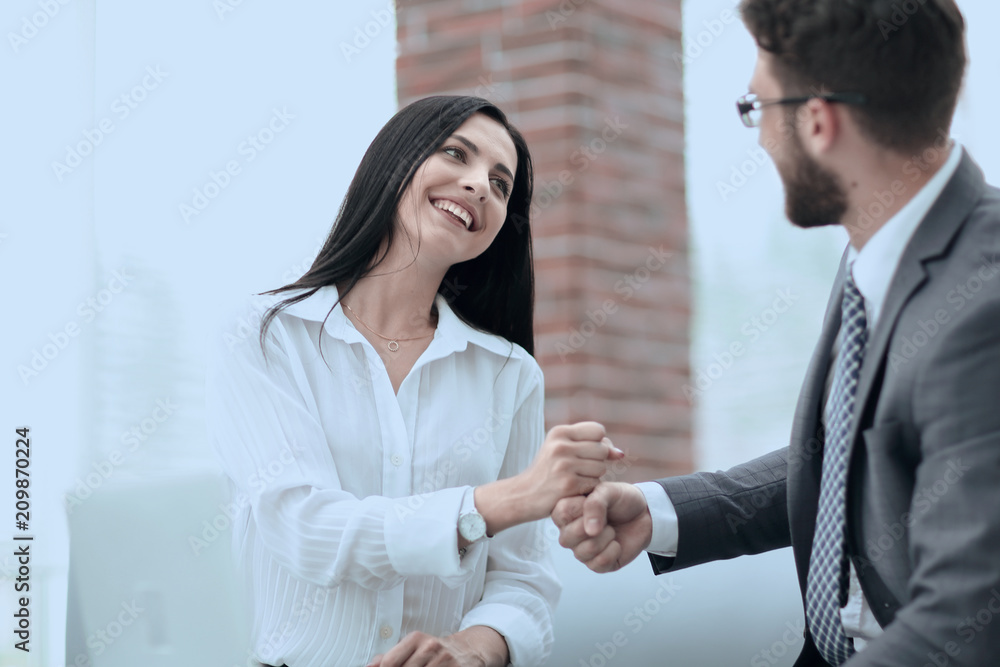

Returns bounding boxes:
[798,97,840,156]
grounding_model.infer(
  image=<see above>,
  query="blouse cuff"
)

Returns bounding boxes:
[384,485,478,583]
[461,603,546,667]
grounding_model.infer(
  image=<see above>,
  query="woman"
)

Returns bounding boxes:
[207,96,621,667]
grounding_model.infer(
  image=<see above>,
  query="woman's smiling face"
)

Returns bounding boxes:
[394,112,519,269]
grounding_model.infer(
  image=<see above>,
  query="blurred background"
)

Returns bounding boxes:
[2,0,998,665]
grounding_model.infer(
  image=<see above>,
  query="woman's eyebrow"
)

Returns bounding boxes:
[454,134,514,181]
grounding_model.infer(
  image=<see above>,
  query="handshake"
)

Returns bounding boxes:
[471,421,654,573]
[368,423,656,666]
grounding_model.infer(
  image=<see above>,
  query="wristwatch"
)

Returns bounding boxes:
[458,509,487,542]
[458,488,488,557]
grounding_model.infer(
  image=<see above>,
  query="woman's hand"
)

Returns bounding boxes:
[472,422,625,537]
[366,626,508,667]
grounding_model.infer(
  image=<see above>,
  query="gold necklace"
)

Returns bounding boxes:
[343,302,434,352]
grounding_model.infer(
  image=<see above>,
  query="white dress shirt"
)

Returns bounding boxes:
[639,141,963,651]
[206,285,559,667]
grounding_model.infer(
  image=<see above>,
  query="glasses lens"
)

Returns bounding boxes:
[737,95,761,128]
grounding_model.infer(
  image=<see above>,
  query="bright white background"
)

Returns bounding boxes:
[1,0,997,665]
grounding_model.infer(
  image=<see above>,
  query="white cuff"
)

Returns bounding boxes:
[635,481,679,557]
[458,486,491,560]
[461,603,545,667]
[459,486,478,516]
[384,486,478,584]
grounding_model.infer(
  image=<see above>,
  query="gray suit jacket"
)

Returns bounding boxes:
[649,150,1000,666]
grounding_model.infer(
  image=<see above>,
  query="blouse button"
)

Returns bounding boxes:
[391,454,403,466]
[380,625,393,640]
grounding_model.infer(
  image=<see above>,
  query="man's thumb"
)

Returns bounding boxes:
[583,485,612,536]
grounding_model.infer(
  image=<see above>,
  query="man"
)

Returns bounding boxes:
[553,0,1000,665]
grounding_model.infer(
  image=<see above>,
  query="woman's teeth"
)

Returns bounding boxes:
[433,200,473,229]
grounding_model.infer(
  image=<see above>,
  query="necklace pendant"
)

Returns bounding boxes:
[387,340,400,352]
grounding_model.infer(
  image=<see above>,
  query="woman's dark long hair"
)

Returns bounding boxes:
[259,96,536,355]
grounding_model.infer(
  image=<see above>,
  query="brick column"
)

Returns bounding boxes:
[397,0,691,480]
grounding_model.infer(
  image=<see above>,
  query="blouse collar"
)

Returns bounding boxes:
[278,284,516,358]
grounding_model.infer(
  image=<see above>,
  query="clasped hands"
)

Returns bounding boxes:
[368,422,647,667]
[517,421,654,575]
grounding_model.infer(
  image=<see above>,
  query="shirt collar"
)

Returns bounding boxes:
[849,140,963,327]
[279,284,515,358]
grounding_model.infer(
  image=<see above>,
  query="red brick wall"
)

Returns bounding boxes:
[397,0,691,481]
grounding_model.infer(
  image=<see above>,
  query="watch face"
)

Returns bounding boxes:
[458,512,487,542]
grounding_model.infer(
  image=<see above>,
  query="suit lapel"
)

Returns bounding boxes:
[847,150,986,447]
[789,150,985,594]
[788,250,847,592]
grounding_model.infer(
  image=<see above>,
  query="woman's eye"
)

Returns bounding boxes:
[491,177,511,197]
[443,145,509,197]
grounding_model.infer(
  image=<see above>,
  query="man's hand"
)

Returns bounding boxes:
[552,481,652,573]
[366,626,508,667]
[473,422,624,537]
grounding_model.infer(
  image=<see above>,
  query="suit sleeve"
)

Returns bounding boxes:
[847,294,1000,666]
[648,448,792,574]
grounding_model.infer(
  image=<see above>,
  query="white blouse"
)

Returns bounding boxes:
[206,285,559,667]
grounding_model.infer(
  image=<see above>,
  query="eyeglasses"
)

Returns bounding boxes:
[736,92,867,128]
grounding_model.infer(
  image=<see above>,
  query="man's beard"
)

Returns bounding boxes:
[779,128,848,229]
